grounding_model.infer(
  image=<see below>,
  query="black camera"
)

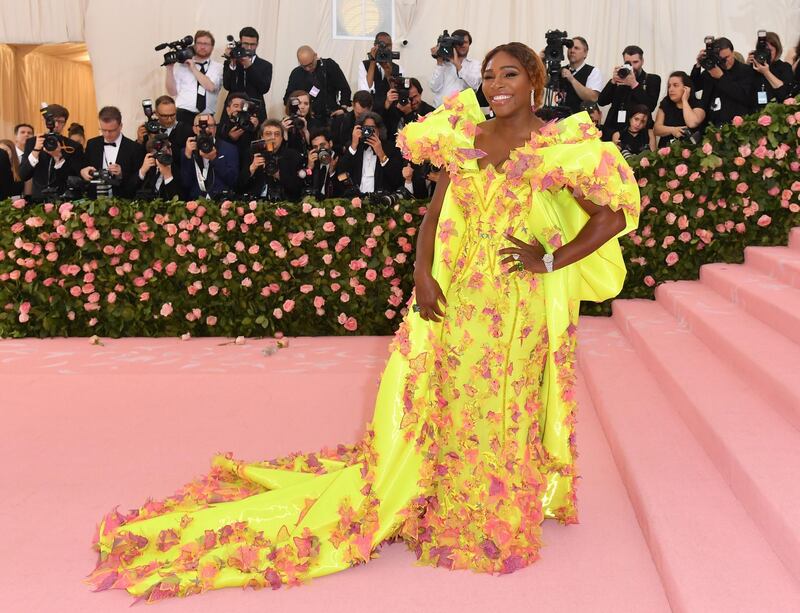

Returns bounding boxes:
[250,139,280,175]
[617,63,634,79]
[391,76,412,106]
[544,29,573,65]
[196,119,215,154]
[368,190,405,206]
[287,98,306,131]
[360,125,376,146]
[149,133,173,166]
[374,40,400,63]
[700,36,722,70]
[39,105,61,152]
[226,35,255,61]
[433,30,465,61]
[141,99,164,137]
[753,30,770,65]
[155,35,195,66]
[89,168,117,185]
[317,147,333,165]
[230,99,260,132]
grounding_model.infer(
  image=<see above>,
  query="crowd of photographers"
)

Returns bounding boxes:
[1,26,798,202]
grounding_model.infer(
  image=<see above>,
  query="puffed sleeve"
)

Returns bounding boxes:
[396,88,486,174]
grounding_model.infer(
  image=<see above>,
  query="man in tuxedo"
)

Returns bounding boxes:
[330,90,373,155]
[181,113,239,199]
[217,91,261,171]
[358,31,404,110]
[223,26,272,122]
[80,106,144,199]
[239,119,303,201]
[19,104,84,200]
[135,135,181,200]
[136,95,192,197]
[337,112,403,197]
[13,123,34,163]
[284,46,351,124]
[383,77,435,146]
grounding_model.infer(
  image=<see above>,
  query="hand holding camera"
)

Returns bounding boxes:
[384,88,399,110]
[249,152,265,175]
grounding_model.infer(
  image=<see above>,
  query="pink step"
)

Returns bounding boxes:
[613,299,800,581]
[700,262,800,345]
[656,281,800,429]
[578,317,800,613]
[790,227,800,251]
[745,246,800,290]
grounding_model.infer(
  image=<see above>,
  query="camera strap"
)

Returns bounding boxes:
[193,156,211,198]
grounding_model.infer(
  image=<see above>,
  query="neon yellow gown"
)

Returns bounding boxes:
[88,89,640,602]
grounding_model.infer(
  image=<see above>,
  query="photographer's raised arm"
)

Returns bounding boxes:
[165,64,178,97]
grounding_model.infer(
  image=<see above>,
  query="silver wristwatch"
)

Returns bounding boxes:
[542,253,554,273]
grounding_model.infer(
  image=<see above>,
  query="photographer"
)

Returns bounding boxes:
[560,36,604,114]
[165,30,223,125]
[337,112,402,196]
[12,123,33,163]
[218,91,261,168]
[181,113,239,199]
[330,90,373,155]
[80,106,145,199]
[383,77,434,147]
[747,32,794,105]
[283,46,351,123]
[239,119,303,201]
[358,31,404,110]
[222,27,272,121]
[281,90,324,159]
[67,123,85,149]
[19,103,85,199]
[654,71,706,148]
[691,37,753,126]
[430,29,481,107]
[597,45,661,141]
[136,95,193,196]
[135,135,181,200]
[305,128,342,199]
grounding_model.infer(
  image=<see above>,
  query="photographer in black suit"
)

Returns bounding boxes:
[222,26,272,122]
[135,95,192,197]
[746,31,794,106]
[382,77,435,147]
[284,46,351,124]
[80,106,145,199]
[597,45,661,141]
[358,32,404,110]
[691,37,754,127]
[135,134,181,200]
[330,90,373,155]
[218,91,261,170]
[19,104,85,200]
[306,128,343,199]
[239,119,303,201]
[337,112,402,196]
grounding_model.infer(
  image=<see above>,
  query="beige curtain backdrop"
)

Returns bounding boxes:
[0,43,98,140]
[1,0,799,139]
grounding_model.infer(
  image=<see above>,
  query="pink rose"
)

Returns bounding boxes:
[273,308,283,319]
[643,275,656,287]
[313,296,325,308]
[300,284,314,294]
[243,212,257,225]
[677,215,689,230]
[735,182,749,194]
[160,303,173,317]
[333,205,346,217]
[365,269,378,282]
[665,212,677,225]
[756,215,772,227]
[343,317,358,331]
[665,252,679,267]
[701,143,712,155]
[206,316,217,326]
[732,116,743,127]
[351,197,362,208]
[757,115,772,127]
[283,299,295,312]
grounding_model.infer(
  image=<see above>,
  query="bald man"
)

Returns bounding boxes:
[283,46,351,125]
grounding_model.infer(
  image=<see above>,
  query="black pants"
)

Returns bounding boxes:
[176,108,198,125]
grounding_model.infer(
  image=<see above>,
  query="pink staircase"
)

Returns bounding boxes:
[578,229,800,613]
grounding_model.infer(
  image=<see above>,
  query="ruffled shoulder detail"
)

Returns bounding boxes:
[396,88,487,173]
[504,112,640,233]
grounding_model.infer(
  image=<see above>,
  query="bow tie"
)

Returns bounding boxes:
[104,142,117,147]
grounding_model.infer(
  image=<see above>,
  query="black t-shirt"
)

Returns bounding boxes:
[657,96,703,147]
[617,128,650,155]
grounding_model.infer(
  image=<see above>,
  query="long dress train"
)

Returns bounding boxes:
[87,88,640,602]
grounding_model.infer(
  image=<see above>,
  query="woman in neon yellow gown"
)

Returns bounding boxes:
[88,43,639,602]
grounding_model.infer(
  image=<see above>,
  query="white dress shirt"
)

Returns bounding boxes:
[101,133,123,168]
[173,59,223,113]
[571,62,604,91]
[15,146,24,162]
[357,62,406,92]
[429,57,482,107]
[349,145,389,193]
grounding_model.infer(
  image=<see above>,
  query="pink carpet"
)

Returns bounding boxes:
[1,230,798,612]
